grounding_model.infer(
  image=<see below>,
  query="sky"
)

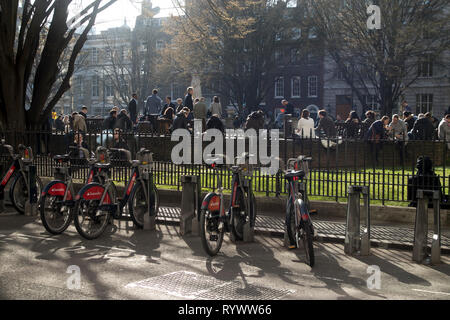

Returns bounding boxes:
[74,0,180,33]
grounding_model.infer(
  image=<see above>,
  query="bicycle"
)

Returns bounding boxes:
[285,156,315,267]
[200,154,256,256]
[39,146,103,235]
[73,147,159,240]
[0,139,42,214]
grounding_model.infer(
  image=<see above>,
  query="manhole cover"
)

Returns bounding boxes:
[126,271,226,299]
[126,271,294,300]
[196,281,294,300]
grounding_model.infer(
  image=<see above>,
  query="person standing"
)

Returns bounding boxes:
[210,96,222,119]
[128,93,138,124]
[79,106,88,119]
[282,99,295,116]
[184,87,194,112]
[194,97,207,131]
[145,89,163,115]
[366,116,390,165]
[438,114,450,150]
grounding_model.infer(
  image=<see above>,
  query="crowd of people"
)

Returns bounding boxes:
[50,89,450,162]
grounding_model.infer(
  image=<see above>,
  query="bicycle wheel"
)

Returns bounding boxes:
[73,186,112,240]
[301,220,315,267]
[230,190,246,241]
[40,188,73,235]
[10,173,42,214]
[200,208,224,257]
[286,201,299,248]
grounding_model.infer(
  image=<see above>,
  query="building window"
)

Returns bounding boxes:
[275,49,284,65]
[363,95,380,111]
[291,48,301,64]
[308,27,318,39]
[105,78,114,97]
[275,32,282,41]
[91,48,99,64]
[92,75,99,97]
[307,76,318,97]
[291,27,301,40]
[77,77,84,98]
[275,77,284,98]
[291,77,301,98]
[418,55,433,78]
[416,94,433,114]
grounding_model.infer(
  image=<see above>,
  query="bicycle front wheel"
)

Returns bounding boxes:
[200,208,224,257]
[10,174,42,214]
[73,186,112,240]
[40,192,73,235]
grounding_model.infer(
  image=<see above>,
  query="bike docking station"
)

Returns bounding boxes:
[180,175,201,236]
[0,164,4,213]
[412,190,441,265]
[344,185,370,256]
[23,147,38,216]
[142,152,156,231]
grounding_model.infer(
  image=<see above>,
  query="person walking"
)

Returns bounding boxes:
[210,96,222,119]
[128,93,138,124]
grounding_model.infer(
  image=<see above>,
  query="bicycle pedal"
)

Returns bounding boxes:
[309,210,318,215]
[288,245,296,250]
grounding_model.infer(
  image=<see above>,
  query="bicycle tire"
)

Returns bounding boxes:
[285,200,298,248]
[10,173,42,214]
[40,191,73,235]
[301,220,315,267]
[73,186,112,240]
[200,207,224,257]
[230,189,246,241]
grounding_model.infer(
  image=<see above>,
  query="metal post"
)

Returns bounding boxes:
[180,175,200,236]
[413,190,440,264]
[143,167,156,230]
[345,185,370,255]
[243,178,255,243]
[0,164,4,213]
[24,165,38,216]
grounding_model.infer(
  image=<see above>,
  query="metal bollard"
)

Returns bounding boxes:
[24,165,38,216]
[143,168,156,230]
[0,164,4,213]
[413,190,441,265]
[344,186,370,255]
[179,175,201,236]
[242,178,255,243]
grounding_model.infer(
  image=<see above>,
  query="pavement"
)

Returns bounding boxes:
[0,206,449,300]
[157,207,450,253]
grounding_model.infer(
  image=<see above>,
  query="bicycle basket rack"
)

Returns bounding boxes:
[288,155,310,179]
[21,147,34,164]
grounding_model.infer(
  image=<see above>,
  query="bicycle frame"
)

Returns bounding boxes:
[0,145,29,195]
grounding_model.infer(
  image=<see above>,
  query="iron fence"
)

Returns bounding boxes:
[0,128,448,206]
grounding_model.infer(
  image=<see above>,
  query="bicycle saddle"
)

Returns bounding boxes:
[285,170,305,179]
[54,154,70,162]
